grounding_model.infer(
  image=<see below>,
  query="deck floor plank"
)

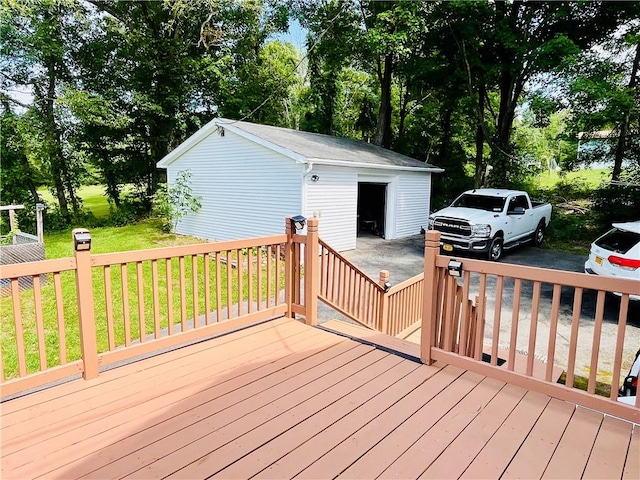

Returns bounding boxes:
[236,362,444,480]
[622,425,640,479]
[419,383,529,479]
[59,340,370,480]
[210,356,424,479]
[459,390,551,479]
[375,376,507,479]
[501,398,576,479]
[161,350,404,479]
[542,406,604,479]
[3,322,325,462]
[583,415,634,479]
[1,316,294,415]
[291,365,470,480]
[7,327,344,479]
[2,317,305,439]
[332,367,475,480]
[0,317,635,480]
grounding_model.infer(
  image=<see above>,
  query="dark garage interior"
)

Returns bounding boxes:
[357,182,387,238]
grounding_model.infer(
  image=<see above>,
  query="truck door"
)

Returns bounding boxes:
[507,195,534,239]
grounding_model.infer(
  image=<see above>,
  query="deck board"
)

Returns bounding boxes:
[458,390,550,479]
[1,317,636,480]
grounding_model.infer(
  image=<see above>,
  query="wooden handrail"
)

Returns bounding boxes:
[435,255,638,295]
[92,235,287,266]
[386,272,423,295]
[318,239,384,293]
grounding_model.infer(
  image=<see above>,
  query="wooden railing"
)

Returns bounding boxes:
[0,217,321,398]
[421,230,640,423]
[385,274,424,336]
[318,239,384,330]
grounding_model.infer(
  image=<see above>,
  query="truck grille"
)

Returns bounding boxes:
[432,217,472,237]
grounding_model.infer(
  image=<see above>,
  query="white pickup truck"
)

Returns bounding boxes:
[428,189,552,261]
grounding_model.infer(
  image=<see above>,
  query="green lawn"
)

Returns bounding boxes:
[1,220,285,379]
[38,184,119,218]
[535,168,610,189]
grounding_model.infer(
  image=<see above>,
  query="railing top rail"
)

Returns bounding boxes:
[1,257,76,278]
[435,255,639,296]
[0,205,25,211]
[318,238,384,292]
[386,272,424,295]
[91,234,287,266]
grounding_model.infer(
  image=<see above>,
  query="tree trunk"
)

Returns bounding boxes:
[374,54,394,148]
[612,42,639,181]
[475,85,485,188]
[438,108,452,162]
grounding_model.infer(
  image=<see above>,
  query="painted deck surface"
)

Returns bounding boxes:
[2,317,637,479]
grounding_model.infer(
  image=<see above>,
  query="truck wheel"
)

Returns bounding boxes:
[488,237,503,261]
[533,221,545,247]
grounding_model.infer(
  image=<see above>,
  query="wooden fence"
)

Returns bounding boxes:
[421,230,640,423]
[317,242,477,339]
[318,239,385,330]
[0,218,318,397]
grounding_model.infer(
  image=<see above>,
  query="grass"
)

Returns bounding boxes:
[558,372,612,398]
[534,168,610,190]
[1,220,286,379]
[38,184,123,218]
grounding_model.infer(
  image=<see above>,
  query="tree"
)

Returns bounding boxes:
[0,98,41,234]
[484,1,635,186]
[1,0,86,220]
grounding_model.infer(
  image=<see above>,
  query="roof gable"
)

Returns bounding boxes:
[158,118,443,173]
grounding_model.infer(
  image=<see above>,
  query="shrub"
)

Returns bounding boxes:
[152,170,202,233]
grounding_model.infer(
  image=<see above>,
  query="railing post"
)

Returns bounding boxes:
[72,228,99,380]
[421,230,440,364]
[36,203,45,243]
[304,217,319,326]
[379,270,390,334]
[285,217,294,318]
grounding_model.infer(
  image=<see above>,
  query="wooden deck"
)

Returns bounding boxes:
[1,317,638,479]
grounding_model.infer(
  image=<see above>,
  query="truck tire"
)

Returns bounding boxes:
[489,236,503,261]
[533,221,545,247]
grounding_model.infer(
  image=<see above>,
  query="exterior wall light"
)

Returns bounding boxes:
[311,175,320,182]
[447,259,463,277]
[291,215,307,231]
[73,228,92,251]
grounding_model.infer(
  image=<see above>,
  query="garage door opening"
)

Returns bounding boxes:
[357,182,387,238]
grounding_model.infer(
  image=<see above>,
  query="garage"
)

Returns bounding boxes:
[157,118,443,251]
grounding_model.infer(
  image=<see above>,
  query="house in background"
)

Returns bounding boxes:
[157,118,443,251]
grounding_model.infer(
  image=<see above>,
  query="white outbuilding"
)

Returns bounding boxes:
[157,118,443,251]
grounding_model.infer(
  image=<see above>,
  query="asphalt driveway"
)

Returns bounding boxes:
[325,233,640,382]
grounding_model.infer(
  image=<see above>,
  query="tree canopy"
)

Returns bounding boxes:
[1,0,638,231]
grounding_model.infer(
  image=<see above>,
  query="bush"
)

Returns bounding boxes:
[151,170,201,233]
[591,184,640,231]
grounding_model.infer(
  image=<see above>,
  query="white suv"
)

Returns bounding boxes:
[585,221,640,301]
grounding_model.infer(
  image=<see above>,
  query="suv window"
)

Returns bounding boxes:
[596,228,640,254]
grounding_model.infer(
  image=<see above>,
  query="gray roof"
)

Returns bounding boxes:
[157,117,443,173]
[218,119,442,172]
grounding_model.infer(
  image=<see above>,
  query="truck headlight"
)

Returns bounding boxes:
[471,224,491,237]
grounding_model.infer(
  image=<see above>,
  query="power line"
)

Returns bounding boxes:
[232,2,351,124]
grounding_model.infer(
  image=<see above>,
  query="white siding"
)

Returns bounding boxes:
[167,130,303,241]
[304,166,358,251]
[394,172,432,238]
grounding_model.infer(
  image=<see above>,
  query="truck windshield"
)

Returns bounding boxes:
[451,194,506,212]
